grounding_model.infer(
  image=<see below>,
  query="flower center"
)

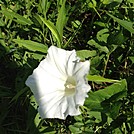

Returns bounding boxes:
[64,76,76,96]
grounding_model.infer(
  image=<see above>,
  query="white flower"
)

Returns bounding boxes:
[25,46,91,120]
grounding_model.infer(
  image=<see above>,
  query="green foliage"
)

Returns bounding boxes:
[13,39,48,53]
[39,15,62,47]
[107,12,134,33]
[87,75,119,82]
[0,0,134,133]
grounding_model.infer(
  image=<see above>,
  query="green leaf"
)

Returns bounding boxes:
[13,39,48,53]
[97,28,109,43]
[87,39,109,53]
[40,127,56,134]
[88,111,102,122]
[91,56,101,67]
[0,19,5,26]
[77,50,96,60]
[94,21,106,27]
[24,51,44,60]
[0,29,9,51]
[74,115,83,122]
[87,75,119,83]
[40,0,51,18]
[39,15,61,47]
[129,56,134,64]
[107,12,134,33]
[71,20,81,28]
[56,0,67,41]
[108,30,126,45]
[101,0,112,4]
[69,125,81,133]
[1,9,33,25]
[106,101,122,119]
[74,122,84,127]
[88,0,97,8]
[85,79,127,111]
[90,56,101,75]
[113,128,124,134]
[102,0,122,5]
[127,0,134,3]
[34,113,41,128]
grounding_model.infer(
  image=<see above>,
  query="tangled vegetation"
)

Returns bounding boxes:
[0,0,134,133]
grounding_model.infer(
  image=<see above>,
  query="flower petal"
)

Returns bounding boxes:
[26,67,68,119]
[26,67,65,99]
[46,46,77,76]
[66,51,79,76]
[64,96,81,116]
[38,92,67,119]
[25,46,91,119]
[73,60,91,105]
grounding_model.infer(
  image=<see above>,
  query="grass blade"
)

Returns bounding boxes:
[1,8,33,25]
[39,15,62,47]
[56,0,67,42]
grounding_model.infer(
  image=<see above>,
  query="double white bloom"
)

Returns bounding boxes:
[26,46,91,119]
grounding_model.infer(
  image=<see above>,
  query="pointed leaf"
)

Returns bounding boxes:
[85,79,127,111]
[39,15,61,47]
[88,39,109,53]
[107,12,134,33]
[13,39,48,53]
[97,28,109,43]
[1,9,33,25]
[0,19,5,26]
[87,75,119,83]
[56,0,67,41]
[77,50,96,60]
